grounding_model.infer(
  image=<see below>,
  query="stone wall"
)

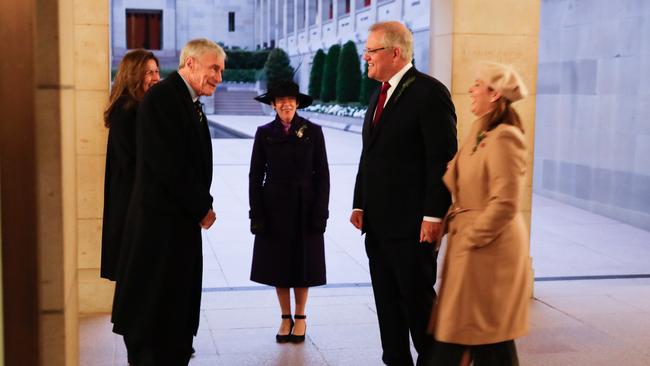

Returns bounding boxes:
[533,0,650,230]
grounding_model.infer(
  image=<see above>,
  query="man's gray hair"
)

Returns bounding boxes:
[369,21,413,62]
[178,38,226,69]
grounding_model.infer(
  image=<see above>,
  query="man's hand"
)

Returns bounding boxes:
[200,209,216,229]
[420,221,441,244]
[350,210,363,230]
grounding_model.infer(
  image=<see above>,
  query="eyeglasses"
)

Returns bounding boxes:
[363,47,388,55]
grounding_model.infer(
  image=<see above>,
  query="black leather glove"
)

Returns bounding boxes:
[250,218,265,235]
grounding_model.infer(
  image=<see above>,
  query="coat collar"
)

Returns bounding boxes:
[270,113,307,137]
[364,66,418,147]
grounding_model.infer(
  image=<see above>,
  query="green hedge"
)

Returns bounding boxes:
[264,48,294,90]
[359,63,380,106]
[308,49,326,100]
[225,49,270,69]
[336,41,361,103]
[320,44,340,103]
[223,69,258,83]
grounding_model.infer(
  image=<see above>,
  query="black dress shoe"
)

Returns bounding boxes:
[276,314,294,343]
[290,314,307,343]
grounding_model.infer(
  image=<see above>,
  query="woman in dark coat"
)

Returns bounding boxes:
[249,80,330,344]
[100,48,159,364]
[101,49,160,280]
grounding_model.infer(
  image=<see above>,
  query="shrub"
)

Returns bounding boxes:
[225,49,270,69]
[264,48,295,89]
[320,44,340,102]
[308,49,326,100]
[222,69,257,83]
[359,62,380,106]
[336,41,361,103]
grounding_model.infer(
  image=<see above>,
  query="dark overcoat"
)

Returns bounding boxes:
[101,96,137,281]
[249,115,330,287]
[353,67,457,238]
[112,71,213,342]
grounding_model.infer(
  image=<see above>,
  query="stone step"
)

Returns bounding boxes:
[212,89,264,115]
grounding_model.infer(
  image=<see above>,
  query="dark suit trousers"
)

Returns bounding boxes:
[365,228,437,366]
[134,333,193,366]
[430,340,519,366]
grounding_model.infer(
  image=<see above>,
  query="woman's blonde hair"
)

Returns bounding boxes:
[104,49,158,127]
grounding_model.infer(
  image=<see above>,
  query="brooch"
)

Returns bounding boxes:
[296,124,307,138]
[471,131,487,154]
[393,77,416,102]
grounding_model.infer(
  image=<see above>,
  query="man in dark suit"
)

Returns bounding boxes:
[111,38,223,366]
[350,21,457,366]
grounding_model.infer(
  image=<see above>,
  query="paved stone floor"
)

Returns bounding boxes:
[81,114,650,365]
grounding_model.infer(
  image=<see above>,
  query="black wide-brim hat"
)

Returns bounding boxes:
[254,80,313,109]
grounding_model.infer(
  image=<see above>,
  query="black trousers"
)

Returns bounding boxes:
[431,340,519,366]
[124,334,141,365]
[128,333,193,366]
[365,231,437,366]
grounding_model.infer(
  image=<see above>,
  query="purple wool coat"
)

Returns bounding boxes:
[248,114,330,287]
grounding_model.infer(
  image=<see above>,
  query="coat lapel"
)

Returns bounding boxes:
[366,66,418,150]
[378,66,417,123]
[363,88,380,146]
[169,72,212,182]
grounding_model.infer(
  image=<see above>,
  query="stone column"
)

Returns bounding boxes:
[2,0,110,363]
[74,0,113,318]
[275,0,280,45]
[267,0,272,47]
[294,0,299,36]
[430,0,540,276]
[282,0,289,40]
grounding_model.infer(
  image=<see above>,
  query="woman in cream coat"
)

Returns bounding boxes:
[429,62,532,366]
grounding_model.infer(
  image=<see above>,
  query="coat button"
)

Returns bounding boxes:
[451,229,457,235]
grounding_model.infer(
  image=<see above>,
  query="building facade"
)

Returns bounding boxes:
[253,0,431,91]
[111,0,257,68]
[111,0,430,91]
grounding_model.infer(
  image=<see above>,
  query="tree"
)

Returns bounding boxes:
[320,44,340,103]
[308,49,326,100]
[336,41,361,103]
[359,62,380,106]
[264,48,294,89]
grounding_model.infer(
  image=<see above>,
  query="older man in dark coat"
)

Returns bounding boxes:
[111,38,224,366]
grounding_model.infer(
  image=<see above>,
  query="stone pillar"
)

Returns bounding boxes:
[306,0,311,31]
[283,0,288,40]
[2,0,110,363]
[75,0,112,316]
[430,0,540,272]
[333,0,338,36]
[275,0,280,45]
[294,0,299,35]
[267,0,272,47]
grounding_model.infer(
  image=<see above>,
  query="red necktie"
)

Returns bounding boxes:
[372,82,391,126]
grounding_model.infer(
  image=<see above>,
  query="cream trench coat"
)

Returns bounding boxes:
[430,119,532,345]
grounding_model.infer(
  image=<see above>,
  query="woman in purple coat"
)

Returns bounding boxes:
[249,80,330,344]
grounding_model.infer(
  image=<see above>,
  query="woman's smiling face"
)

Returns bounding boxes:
[272,96,298,124]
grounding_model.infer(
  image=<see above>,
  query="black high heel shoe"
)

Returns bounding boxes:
[290,314,307,343]
[276,314,294,343]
